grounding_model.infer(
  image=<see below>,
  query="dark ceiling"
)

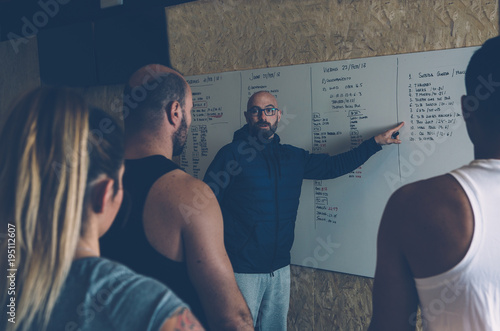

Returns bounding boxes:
[0,0,196,42]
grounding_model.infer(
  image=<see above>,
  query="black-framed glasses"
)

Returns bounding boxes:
[247,106,279,116]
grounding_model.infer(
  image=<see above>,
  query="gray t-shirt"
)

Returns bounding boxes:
[33,257,187,331]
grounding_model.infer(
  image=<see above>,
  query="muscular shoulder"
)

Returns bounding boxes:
[384,174,473,277]
[389,174,468,225]
[150,169,222,228]
[154,169,199,199]
[143,169,224,260]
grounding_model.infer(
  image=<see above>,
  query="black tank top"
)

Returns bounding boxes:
[100,155,208,328]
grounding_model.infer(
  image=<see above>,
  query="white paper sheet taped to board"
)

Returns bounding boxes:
[182,46,478,278]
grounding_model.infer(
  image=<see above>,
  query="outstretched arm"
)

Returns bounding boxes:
[304,122,404,180]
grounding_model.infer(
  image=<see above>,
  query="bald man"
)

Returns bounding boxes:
[204,91,403,330]
[100,65,253,331]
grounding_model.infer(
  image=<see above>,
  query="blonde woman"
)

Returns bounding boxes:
[0,87,204,331]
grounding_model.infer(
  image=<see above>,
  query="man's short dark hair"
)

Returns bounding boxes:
[465,36,500,123]
[123,72,187,134]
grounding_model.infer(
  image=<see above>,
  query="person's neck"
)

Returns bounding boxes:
[125,133,173,160]
[74,238,100,260]
[73,215,104,260]
[473,136,500,160]
[474,148,500,160]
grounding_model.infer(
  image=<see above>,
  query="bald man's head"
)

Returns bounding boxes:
[123,64,190,135]
[127,64,181,90]
[245,90,281,139]
[247,91,278,111]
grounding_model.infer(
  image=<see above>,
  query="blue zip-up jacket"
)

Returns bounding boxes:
[203,124,382,273]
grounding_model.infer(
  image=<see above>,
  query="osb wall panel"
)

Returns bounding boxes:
[166,0,498,76]
[289,266,377,331]
[166,1,498,330]
[0,38,40,130]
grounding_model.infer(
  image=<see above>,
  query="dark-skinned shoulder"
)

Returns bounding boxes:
[382,174,473,278]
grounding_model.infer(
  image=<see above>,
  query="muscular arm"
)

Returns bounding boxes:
[146,171,254,331]
[182,178,253,330]
[368,188,419,331]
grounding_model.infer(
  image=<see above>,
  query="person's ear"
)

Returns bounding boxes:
[461,95,476,122]
[166,101,182,127]
[90,179,115,214]
[244,111,251,124]
[277,109,282,123]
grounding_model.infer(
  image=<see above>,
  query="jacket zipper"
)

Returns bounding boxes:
[270,143,280,276]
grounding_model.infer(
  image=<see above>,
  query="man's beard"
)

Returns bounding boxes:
[249,119,278,140]
[173,115,188,156]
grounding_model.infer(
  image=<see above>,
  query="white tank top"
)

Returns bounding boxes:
[414,159,500,331]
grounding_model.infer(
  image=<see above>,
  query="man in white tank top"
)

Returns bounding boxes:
[369,36,500,331]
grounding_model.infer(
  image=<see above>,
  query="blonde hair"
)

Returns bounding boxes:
[0,87,90,331]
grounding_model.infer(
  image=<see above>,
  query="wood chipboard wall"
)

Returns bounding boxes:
[166,0,498,76]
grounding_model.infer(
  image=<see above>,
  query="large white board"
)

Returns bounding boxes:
[292,56,400,277]
[394,49,476,187]
[181,72,242,178]
[183,46,478,278]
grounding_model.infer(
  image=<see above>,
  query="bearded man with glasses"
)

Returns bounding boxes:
[204,90,403,331]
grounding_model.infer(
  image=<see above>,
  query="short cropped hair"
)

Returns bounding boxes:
[123,72,187,134]
[464,36,500,123]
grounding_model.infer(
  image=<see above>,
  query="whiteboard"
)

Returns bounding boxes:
[184,46,478,278]
[181,72,242,179]
[395,48,476,187]
[292,56,400,277]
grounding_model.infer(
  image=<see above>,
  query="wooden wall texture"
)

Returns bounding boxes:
[166,0,498,74]
[0,1,498,330]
